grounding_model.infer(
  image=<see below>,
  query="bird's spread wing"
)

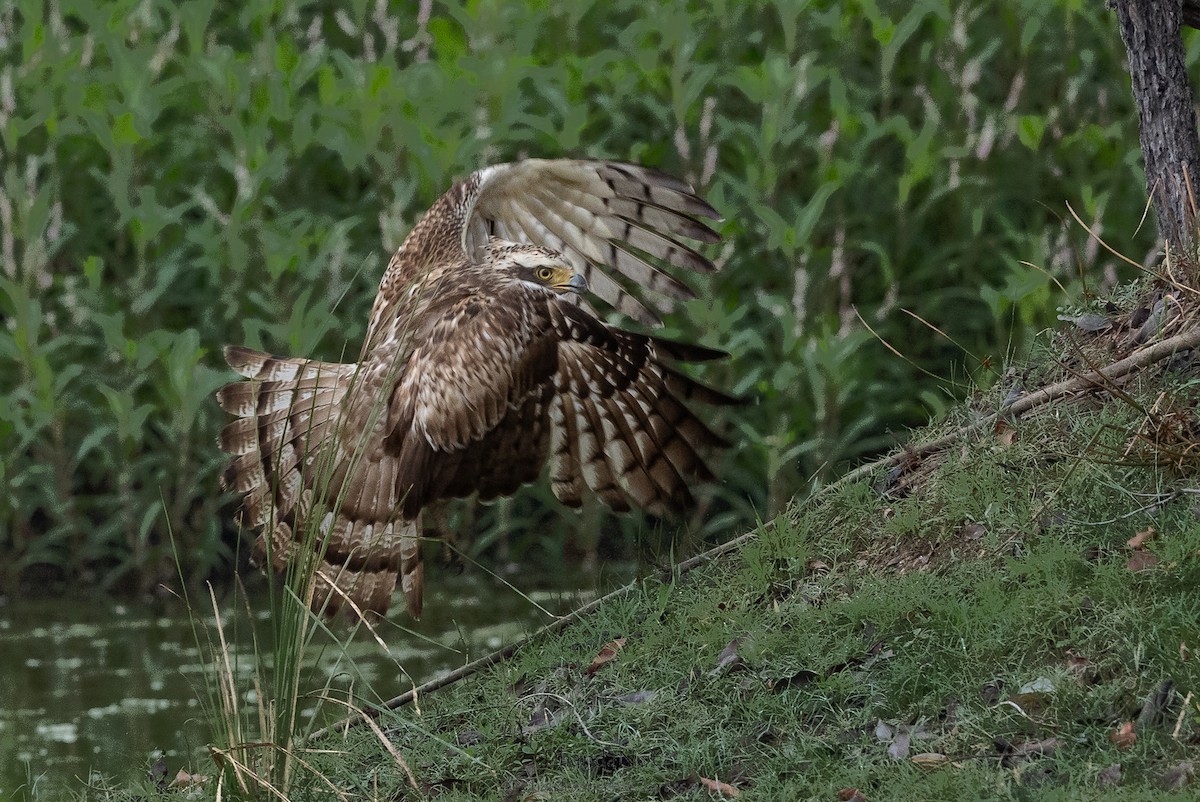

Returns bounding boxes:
[459,159,722,325]
[545,303,740,517]
[383,287,737,522]
[220,159,733,622]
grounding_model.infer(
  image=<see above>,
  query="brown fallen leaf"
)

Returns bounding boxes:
[1110,721,1136,751]
[586,638,626,675]
[1013,737,1061,757]
[1127,527,1155,550]
[699,776,740,797]
[1065,650,1090,676]
[837,788,866,802]
[170,770,206,787]
[1127,551,1159,573]
[994,736,1061,768]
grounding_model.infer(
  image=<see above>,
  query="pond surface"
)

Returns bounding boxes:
[0,566,622,799]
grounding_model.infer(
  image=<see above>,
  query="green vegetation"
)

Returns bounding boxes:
[0,0,1165,593]
[9,2,1200,799]
[244,317,1200,800]
[102,304,1200,799]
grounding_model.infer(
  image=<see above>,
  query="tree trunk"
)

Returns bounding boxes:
[1111,0,1200,259]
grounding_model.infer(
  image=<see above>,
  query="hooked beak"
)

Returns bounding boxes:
[567,273,589,294]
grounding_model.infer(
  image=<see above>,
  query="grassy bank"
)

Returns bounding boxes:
[126,287,1200,801]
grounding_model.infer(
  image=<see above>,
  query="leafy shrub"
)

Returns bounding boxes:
[0,0,1163,593]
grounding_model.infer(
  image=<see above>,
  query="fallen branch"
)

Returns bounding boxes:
[311,322,1200,741]
[833,323,1200,490]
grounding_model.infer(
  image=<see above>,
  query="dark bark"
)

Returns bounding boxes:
[1111,0,1200,257]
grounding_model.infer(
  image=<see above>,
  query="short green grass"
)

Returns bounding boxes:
[270,356,1200,801]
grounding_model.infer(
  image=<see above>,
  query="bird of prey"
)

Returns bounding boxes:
[216,159,737,619]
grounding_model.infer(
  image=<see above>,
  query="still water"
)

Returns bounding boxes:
[0,567,617,799]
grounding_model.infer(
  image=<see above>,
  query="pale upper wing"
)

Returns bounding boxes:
[459,159,722,325]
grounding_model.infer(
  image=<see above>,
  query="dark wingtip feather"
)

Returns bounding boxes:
[223,344,259,366]
[608,161,721,212]
[662,366,748,407]
[651,336,730,363]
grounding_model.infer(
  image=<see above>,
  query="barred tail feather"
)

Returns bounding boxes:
[217,346,421,620]
[216,348,355,525]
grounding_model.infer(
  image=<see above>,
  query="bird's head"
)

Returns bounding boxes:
[515,260,589,295]
[490,241,589,295]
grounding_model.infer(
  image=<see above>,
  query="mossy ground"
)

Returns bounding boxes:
[268,305,1200,801]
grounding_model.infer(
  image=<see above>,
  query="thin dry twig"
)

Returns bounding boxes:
[1067,201,1199,298]
[853,306,951,383]
[324,696,421,791]
[1173,691,1195,740]
[208,584,253,796]
[212,740,353,801]
[209,746,289,802]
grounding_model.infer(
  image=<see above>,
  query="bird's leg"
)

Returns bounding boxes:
[495,496,512,564]
[424,500,462,571]
[578,494,600,573]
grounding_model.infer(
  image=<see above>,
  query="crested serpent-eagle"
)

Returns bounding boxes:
[217,159,739,619]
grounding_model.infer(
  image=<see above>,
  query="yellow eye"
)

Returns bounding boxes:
[536,267,555,281]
